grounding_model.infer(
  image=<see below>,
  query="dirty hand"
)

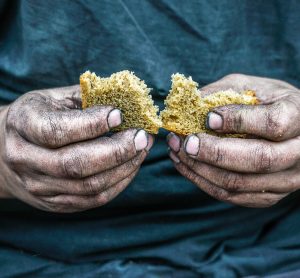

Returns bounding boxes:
[0,86,152,212]
[168,74,300,207]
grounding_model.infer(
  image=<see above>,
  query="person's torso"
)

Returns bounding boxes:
[1,1,300,276]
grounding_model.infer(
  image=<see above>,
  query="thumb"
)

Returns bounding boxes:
[39,85,82,109]
[206,99,300,141]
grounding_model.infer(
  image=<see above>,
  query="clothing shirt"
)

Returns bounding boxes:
[0,0,300,277]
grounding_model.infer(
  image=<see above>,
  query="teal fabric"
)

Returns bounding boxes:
[0,0,300,277]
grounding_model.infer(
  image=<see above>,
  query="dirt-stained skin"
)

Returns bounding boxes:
[168,74,300,208]
[1,73,300,211]
[0,85,153,213]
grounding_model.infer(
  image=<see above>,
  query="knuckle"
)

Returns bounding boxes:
[24,183,40,195]
[82,175,106,194]
[22,177,41,195]
[87,117,99,137]
[184,167,196,181]
[129,157,141,169]
[96,191,110,206]
[86,109,108,134]
[3,144,20,168]
[186,156,197,169]
[211,187,231,202]
[62,153,84,178]
[266,103,289,140]
[253,144,274,172]
[231,110,245,131]
[219,172,242,192]
[210,145,224,164]
[3,148,14,166]
[6,106,18,129]
[6,107,31,138]
[39,112,63,147]
[112,143,128,165]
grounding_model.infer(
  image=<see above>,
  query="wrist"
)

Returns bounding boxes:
[0,105,12,198]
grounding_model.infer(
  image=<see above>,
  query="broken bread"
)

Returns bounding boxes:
[160,73,259,136]
[80,70,162,134]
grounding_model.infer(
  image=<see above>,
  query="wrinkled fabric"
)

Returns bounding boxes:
[0,0,300,277]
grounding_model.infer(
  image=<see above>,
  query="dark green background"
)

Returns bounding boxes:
[0,0,300,277]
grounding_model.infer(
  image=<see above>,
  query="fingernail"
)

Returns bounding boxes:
[146,134,155,151]
[169,151,180,164]
[206,112,223,130]
[134,130,148,151]
[107,109,122,128]
[167,132,180,152]
[185,135,200,156]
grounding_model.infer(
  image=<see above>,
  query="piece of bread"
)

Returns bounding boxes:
[80,70,162,134]
[160,73,259,136]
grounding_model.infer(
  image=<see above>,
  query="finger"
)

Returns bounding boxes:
[206,96,300,141]
[173,151,300,193]
[167,132,185,153]
[173,161,287,208]
[10,129,150,178]
[24,152,146,196]
[11,95,123,148]
[183,133,300,173]
[39,169,138,213]
[39,85,82,109]
[200,74,298,99]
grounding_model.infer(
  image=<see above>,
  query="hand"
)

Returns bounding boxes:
[168,74,300,208]
[0,85,153,213]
